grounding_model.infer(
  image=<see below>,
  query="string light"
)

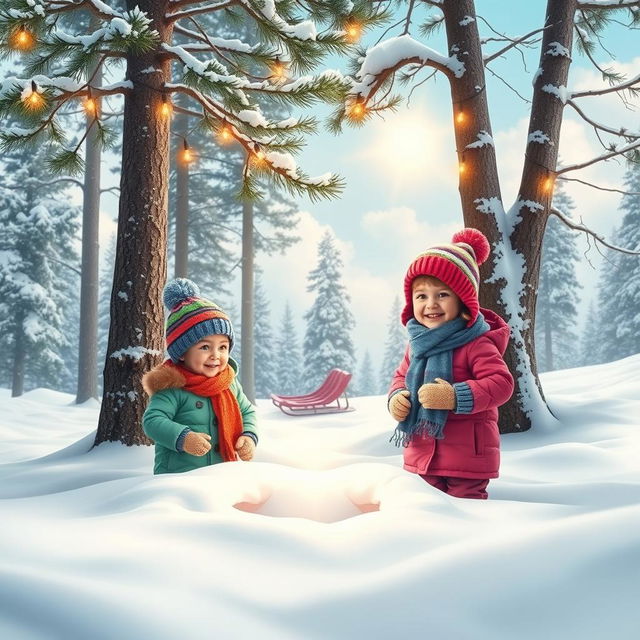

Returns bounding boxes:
[252,144,266,165]
[345,20,362,43]
[543,175,555,193]
[459,153,466,175]
[23,80,43,110]
[218,121,233,144]
[181,138,194,164]
[348,98,366,120]
[456,109,465,124]
[160,95,172,118]
[10,26,35,51]
[84,90,97,116]
[270,57,287,82]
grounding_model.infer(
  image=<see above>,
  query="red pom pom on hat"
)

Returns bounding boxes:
[452,228,490,265]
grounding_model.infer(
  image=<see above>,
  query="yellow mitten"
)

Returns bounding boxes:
[235,435,256,461]
[183,431,212,456]
[389,389,411,422]
[418,378,455,410]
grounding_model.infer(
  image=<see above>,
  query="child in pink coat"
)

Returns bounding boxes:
[388,228,514,499]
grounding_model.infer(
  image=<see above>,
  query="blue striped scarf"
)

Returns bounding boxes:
[392,314,489,446]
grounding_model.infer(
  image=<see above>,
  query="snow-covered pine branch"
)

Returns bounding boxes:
[557,139,640,174]
[578,0,640,9]
[570,71,640,98]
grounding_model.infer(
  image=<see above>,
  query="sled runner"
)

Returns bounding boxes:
[271,369,354,416]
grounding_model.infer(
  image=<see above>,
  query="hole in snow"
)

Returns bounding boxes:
[233,496,380,523]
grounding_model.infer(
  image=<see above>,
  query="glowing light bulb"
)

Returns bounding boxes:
[270,59,287,81]
[84,97,97,115]
[456,111,465,124]
[459,161,466,175]
[218,125,233,144]
[345,21,362,43]
[160,98,172,118]
[543,177,554,192]
[182,148,193,163]
[11,27,34,51]
[23,83,43,110]
[349,101,366,120]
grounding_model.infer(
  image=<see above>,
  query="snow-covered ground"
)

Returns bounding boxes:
[1,357,639,640]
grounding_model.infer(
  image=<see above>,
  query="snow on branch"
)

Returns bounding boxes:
[570,71,640,99]
[577,1,640,9]
[557,138,640,174]
[48,0,120,20]
[167,1,238,24]
[466,130,494,149]
[351,34,464,102]
[550,206,640,255]
[238,0,318,41]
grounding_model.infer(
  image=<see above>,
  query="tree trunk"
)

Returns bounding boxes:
[76,62,101,404]
[11,320,25,398]
[95,0,173,446]
[241,199,255,403]
[501,0,576,431]
[174,151,189,278]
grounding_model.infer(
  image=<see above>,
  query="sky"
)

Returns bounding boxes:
[1,355,639,638]
[2,1,639,386]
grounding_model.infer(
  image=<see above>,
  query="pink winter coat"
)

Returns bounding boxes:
[388,308,514,479]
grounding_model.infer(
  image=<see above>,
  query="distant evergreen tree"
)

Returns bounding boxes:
[97,233,117,392]
[355,350,376,396]
[378,296,407,393]
[273,301,302,396]
[593,166,640,361]
[254,274,274,398]
[0,151,80,396]
[303,231,355,391]
[535,185,582,371]
[579,300,601,366]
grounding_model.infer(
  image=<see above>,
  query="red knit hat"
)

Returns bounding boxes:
[401,228,491,327]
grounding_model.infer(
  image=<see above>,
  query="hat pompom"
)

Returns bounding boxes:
[163,278,200,310]
[452,228,490,265]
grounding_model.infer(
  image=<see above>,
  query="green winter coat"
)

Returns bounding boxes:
[142,359,257,474]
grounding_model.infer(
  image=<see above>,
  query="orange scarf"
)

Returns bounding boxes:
[164,360,242,462]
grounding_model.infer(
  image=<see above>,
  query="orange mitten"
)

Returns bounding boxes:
[418,378,455,411]
[235,435,255,461]
[183,431,212,456]
[389,389,411,422]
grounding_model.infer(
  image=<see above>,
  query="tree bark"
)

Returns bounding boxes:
[241,199,255,403]
[76,62,101,404]
[11,320,25,398]
[95,0,173,446]
[500,0,576,431]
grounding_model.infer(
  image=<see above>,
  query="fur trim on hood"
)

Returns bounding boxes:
[142,364,186,396]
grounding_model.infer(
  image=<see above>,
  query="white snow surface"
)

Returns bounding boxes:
[465,130,494,149]
[1,356,640,639]
[542,83,571,104]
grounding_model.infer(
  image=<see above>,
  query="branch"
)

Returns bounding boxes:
[48,0,120,20]
[46,255,81,276]
[485,65,531,104]
[100,186,120,195]
[483,27,547,64]
[557,175,640,195]
[557,139,640,174]
[167,1,238,24]
[402,0,417,35]
[570,71,640,98]
[550,207,640,255]
[577,1,640,9]
[566,98,640,139]
[38,177,84,190]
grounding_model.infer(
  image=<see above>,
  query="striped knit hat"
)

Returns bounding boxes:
[163,278,234,362]
[401,228,491,327]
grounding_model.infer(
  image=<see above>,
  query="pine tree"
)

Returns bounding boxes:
[273,301,302,396]
[579,300,601,366]
[0,0,383,445]
[355,350,376,396]
[303,231,355,391]
[254,273,274,398]
[535,185,582,372]
[0,149,80,396]
[595,166,640,361]
[378,295,407,393]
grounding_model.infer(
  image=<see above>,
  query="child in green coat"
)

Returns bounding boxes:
[142,278,257,474]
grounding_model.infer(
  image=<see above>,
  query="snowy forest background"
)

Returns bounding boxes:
[1,0,639,404]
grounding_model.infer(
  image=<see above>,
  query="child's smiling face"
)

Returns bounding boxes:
[180,334,230,377]
[412,276,462,329]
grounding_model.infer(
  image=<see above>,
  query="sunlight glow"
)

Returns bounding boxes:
[355,107,454,192]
